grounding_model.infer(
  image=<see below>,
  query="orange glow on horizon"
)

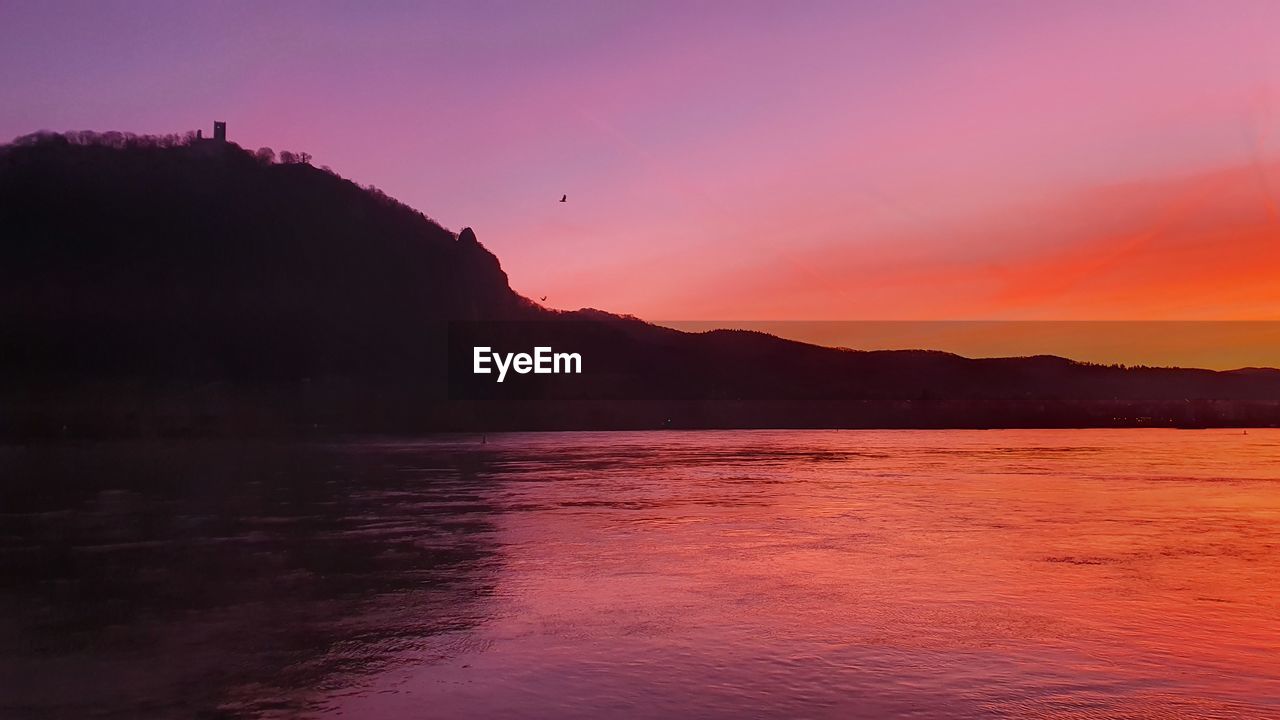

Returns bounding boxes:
[633,160,1280,327]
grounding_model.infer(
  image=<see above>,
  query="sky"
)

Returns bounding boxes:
[4,1,1280,363]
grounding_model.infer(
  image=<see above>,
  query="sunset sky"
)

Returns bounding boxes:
[4,1,1280,356]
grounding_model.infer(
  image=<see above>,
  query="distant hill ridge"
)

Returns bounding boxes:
[2,131,1278,436]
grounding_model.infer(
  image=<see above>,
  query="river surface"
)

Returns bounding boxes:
[2,430,1279,718]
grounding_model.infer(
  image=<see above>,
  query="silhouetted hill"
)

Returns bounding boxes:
[3,131,1278,437]
[1,132,533,382]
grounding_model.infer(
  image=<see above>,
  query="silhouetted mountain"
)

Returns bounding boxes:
[3,131,1278,437]
[1,132,533,380]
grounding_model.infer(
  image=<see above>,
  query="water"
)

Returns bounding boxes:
[2,430,1279,718]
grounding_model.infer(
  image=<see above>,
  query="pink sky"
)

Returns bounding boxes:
[3,1,1280,323]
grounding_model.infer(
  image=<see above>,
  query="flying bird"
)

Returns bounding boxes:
[539,295,547,302]
[560,194,567,202]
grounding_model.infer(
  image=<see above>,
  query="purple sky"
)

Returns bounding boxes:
[4,0,1280,325]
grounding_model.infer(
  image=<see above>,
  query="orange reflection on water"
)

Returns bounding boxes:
[338,429,1280,719]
